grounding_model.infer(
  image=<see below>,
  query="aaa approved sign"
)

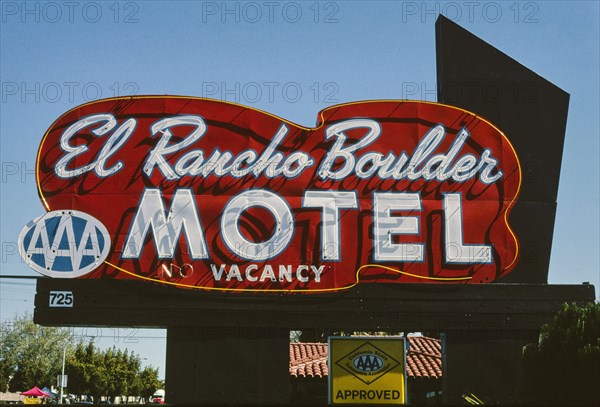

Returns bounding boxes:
[329,337,407,404]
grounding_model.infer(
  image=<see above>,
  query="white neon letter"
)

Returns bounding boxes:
[302,191,358,260]
[221,190,293,261]
[144,115,207,180]
[374,192,423,262]
[318,119,381,180]
[122,188,209,259]
[444,193,492,263]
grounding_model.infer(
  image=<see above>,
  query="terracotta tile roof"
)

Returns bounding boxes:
[406,336,443,379]
[289,342,329,378]
[289,336,442,379]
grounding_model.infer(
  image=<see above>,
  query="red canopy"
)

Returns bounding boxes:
[21,386,51,397]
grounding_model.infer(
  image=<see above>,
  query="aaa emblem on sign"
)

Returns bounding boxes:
[18,210,110,278]
[329,337,406,404]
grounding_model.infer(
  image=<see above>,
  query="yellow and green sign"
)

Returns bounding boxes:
[329,337,407,404]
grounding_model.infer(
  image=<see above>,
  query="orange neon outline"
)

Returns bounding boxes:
[35,96,522,293]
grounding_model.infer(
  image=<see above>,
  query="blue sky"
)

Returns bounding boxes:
[1,1,598,380]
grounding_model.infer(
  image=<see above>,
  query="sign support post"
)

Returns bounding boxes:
[59,344,68,404]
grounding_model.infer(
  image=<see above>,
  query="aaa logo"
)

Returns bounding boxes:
[336,342,401,385]
[18,210,111,278]
[353,354,385,373]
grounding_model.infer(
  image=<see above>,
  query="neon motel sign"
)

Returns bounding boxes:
[19,97,521,292]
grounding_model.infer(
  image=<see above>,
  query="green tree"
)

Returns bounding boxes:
[65,341,100,397]
[2,314,161,400]
[104,348,140,397]
[66,341,161,400]
[0,313,74,391]
[520,302,600,406]
[133,366,162,399]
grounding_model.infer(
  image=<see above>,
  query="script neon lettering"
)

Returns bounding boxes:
[54,116,503,184]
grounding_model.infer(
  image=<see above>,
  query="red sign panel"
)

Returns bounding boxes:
[35,97,521,292]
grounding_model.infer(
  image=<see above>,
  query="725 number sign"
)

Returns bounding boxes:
[49,291,74,307]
